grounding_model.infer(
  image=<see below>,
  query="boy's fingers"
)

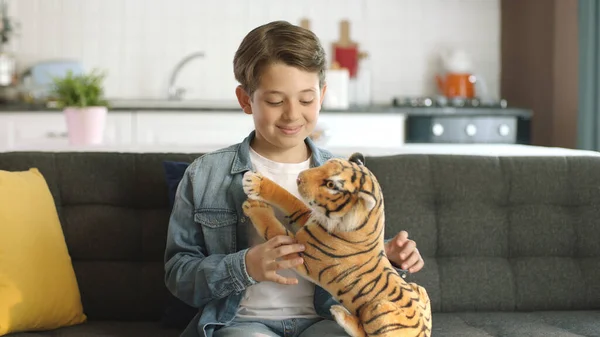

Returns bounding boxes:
[395,230,409,246]
[275,257,304,270]
[269,235,296,247]
[398,240,416,259]
[409,257,425,273]
[273,244,305,258]
[401,250,421,270]
[266,256,304,271]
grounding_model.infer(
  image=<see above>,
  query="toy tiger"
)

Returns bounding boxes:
[241,152,432,337]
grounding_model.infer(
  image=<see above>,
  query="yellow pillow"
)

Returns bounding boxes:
[0,168,86,335]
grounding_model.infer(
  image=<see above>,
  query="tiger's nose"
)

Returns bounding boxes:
[296,177,302,185]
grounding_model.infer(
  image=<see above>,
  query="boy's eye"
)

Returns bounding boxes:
[300,100,314,105]
[266,101,283,106]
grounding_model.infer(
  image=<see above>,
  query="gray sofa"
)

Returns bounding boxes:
[2,151,599,337]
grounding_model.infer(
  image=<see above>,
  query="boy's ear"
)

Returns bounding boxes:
[319,84,327,107]
[236,85,253,115]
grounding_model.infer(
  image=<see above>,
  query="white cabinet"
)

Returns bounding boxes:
[133,111,406,150]
[133,111,255,148]
[0,110,406,153]
[0,111,133,151]
[0,112,74,150]
[316,113,405,148]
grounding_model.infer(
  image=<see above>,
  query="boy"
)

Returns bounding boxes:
[164,20,424,337]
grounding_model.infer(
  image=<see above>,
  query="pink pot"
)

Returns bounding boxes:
[64,107,108,145]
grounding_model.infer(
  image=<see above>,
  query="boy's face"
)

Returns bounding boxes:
[236,63,326,155]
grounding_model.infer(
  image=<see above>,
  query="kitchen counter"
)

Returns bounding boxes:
[0,100,534,151]
[0,99,533,117]
[0,99,393,113]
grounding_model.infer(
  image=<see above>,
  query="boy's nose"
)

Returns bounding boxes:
[283,104,301,120]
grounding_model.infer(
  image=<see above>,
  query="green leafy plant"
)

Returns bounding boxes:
[50,69,109,109]
[0,0,20,45]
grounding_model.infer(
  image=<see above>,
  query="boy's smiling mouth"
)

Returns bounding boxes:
[277,125,303,135]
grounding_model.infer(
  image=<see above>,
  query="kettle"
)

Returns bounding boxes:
[435,49,476,98]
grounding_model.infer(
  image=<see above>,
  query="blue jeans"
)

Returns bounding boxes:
[212,317,348,337]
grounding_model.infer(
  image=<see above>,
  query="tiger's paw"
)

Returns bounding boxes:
[242,199,273,217]
[330,305,365,337]
[243,171,263,200]
[330,305,350,323]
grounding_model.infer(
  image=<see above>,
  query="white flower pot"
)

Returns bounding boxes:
[64,106,107,145]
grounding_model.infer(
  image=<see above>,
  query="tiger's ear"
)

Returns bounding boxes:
[358,191,376,211]
[348,152,365,166]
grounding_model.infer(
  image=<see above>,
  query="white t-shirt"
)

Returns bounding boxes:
[236,147,318,319]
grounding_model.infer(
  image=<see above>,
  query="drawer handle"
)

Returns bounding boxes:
[465,124,477,136]
[46,131,68,138]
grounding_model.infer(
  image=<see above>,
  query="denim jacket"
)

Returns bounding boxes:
[164,131,338,337]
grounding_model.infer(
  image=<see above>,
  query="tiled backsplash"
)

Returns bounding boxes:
[8,0,500,104]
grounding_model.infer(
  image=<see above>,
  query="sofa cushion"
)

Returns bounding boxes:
[3,321,181,337]
[160,161,198,328]
[7,312,597,337]
[433,310,600,337]
[163,161,191,207]
[0,168,87,335]
[367,155,600,313]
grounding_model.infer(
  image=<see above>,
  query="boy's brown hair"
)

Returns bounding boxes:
[233,20,327,97]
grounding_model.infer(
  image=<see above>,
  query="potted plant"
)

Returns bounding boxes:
[50,69,110,145]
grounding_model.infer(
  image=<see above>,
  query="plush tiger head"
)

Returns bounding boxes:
[296,152,382,232]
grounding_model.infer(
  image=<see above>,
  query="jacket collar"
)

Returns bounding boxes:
[231,130,331,174]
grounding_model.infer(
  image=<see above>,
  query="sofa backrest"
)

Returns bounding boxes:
[0,152,200,321]
[366,154,600,313]
[1,152,599,320]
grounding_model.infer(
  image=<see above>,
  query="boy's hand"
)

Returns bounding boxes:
[385,231,424,273]
[245,235,305,285]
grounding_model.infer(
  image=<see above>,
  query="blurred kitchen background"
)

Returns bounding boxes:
[0,0,587,154]
[8,0,501,102]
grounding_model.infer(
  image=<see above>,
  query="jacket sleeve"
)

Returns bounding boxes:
[164,161,257,308]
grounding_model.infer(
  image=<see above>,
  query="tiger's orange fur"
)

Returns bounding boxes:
[242,153,432,337]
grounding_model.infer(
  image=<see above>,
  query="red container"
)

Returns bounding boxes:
[334,46,359,77]
[332,20,362,78]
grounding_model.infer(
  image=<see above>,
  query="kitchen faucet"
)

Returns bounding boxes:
[167,51,205,100]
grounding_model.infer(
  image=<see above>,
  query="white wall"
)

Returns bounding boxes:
[7,0,500,103]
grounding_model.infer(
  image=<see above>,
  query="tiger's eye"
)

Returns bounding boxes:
[326,181,335,189]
